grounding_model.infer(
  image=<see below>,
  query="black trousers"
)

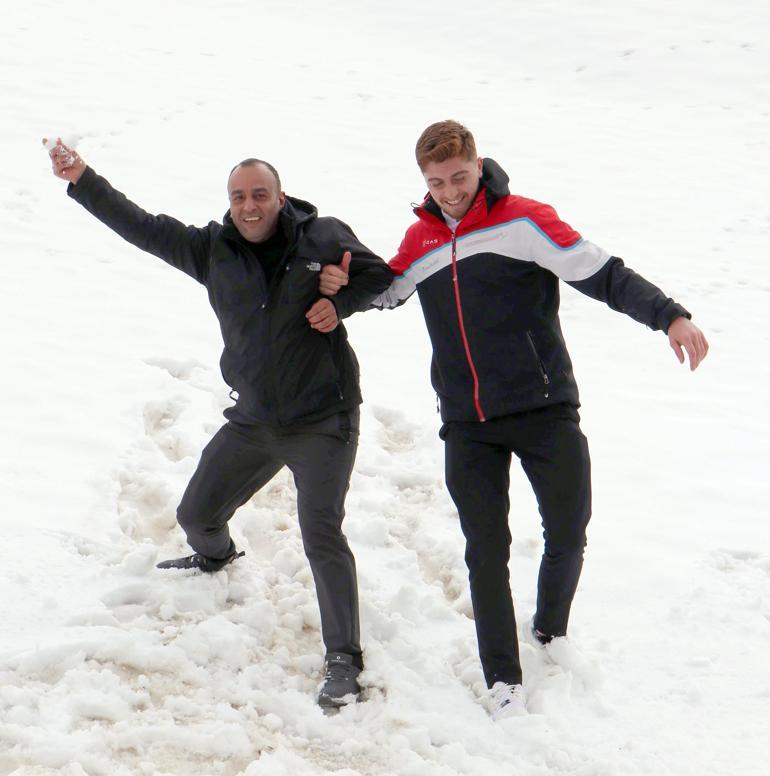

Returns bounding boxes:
[443,403,591,687]
[176,409,362,662]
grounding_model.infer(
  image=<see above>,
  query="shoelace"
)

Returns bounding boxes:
[491,684,524,708]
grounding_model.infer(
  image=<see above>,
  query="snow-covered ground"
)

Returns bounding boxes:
[1,1,769,773]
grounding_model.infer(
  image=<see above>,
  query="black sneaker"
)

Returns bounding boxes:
[156,548,244,572]
[317,653,362,708]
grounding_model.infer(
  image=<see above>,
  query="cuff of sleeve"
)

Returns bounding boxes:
[66,166,97,199]
[329,290,350,320]
[660,303,691,334]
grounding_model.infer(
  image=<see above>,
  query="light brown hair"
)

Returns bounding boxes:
[415,120,477,170]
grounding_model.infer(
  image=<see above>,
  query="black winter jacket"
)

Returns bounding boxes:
[68,167,393,426]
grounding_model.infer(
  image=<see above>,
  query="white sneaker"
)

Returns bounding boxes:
[520,618,551,655]
[490,682,527,720]
[521,619,601,686]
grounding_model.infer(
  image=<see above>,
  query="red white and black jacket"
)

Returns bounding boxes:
[374,159,690,423]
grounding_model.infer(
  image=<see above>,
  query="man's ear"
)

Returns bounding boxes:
[476,157,483,177]
[279,191,286,207]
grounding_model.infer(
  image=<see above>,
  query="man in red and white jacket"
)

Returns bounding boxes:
[321,120,708,719]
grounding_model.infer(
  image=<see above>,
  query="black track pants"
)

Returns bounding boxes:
[176,409,362,661]
[442,403,591,687]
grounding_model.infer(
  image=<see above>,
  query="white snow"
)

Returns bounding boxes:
[2,1,769,774]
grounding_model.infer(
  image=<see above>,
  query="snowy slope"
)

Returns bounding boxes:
[1,1,769,774]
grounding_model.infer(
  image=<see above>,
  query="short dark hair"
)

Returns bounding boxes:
[415,120,477,170]
[229,158,282,192]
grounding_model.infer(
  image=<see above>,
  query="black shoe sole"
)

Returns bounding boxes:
[156,550,244,571]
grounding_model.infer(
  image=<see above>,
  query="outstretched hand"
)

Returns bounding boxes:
[319,250,351,296]
[306,298,339,333]
[668,317,709,371]
[43,137,86,184]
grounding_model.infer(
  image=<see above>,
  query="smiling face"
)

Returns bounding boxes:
[227,163,285,243]
[422,155,483,222]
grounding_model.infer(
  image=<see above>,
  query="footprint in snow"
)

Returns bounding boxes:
[143,355,212,387]
[710,548,770,574]
[371,405,418,454]
[142,395,191,463]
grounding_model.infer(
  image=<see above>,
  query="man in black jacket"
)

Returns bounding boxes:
[319,120,709,719]
[46,139,394,708]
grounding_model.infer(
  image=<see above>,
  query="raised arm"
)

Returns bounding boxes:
[45,139,212,284]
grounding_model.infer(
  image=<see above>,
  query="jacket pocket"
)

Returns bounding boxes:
[525,331,551,398]
[338,408,360,445]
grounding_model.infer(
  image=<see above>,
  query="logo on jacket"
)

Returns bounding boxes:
[306,261,322,272]
[422,238,440,247]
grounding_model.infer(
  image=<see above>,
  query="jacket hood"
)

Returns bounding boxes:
[480,157,510,200]
[221,194,318,243]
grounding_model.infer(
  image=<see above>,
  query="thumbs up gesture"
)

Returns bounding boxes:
[319,250,351,296]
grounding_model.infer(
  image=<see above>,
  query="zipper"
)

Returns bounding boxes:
[451,234,486,422]
[268,231,303,424]
[525,331,550,398]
